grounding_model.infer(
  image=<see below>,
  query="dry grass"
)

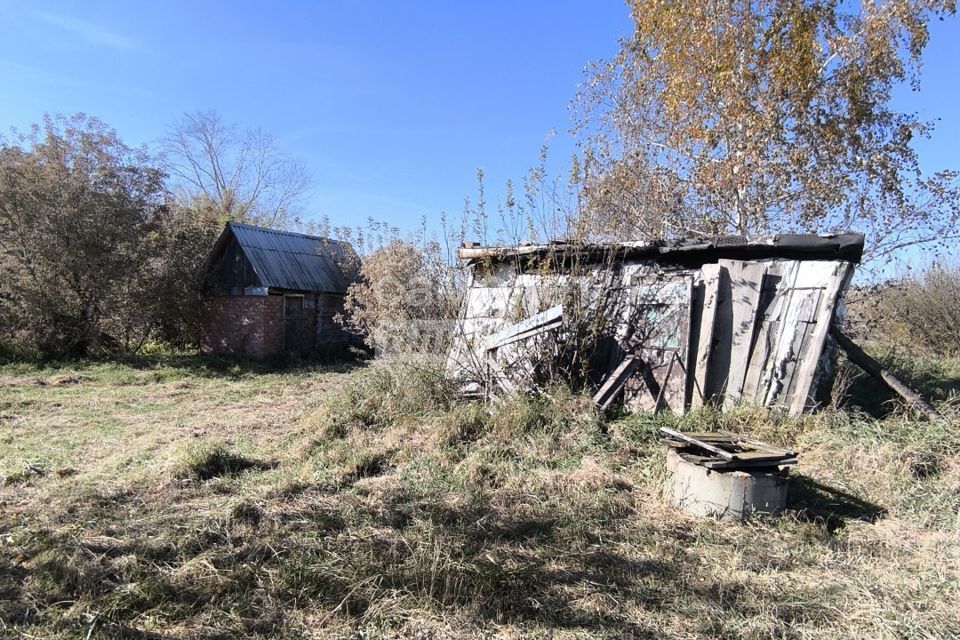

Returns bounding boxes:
[1,353,958,639]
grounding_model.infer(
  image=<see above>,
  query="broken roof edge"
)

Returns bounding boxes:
[457,232,865,266]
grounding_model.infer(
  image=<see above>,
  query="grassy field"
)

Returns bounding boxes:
[1,353,958,639]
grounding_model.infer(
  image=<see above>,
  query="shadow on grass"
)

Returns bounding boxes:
[788,473,887,531]
[342,492,802,637]
[122,347,370,377]
[5,475,859,639]
[0,348,369,381]
[840,350,960,418]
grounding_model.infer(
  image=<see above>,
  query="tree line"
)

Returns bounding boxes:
[1,0,957,360]
[0,112,310,359]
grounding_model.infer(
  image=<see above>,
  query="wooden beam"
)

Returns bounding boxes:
[830,326,942,421]
[593,355,642,411]
[741,262,789,403]
[721,260,767,408]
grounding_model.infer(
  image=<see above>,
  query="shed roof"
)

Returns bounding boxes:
[457,232,864,267]
[212,222,358,294]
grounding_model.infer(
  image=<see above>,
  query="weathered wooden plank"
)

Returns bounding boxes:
[757,261,839,407]
[741,262,792,402]
[703,265,733,401]
[788,262,852,415]
[721,260,767,408]
[771,287,822,406]
[482,305,563,351]
[659,427,737,459]
[717,430,796,456]
[690,264,721,409]
[700,457,797,469]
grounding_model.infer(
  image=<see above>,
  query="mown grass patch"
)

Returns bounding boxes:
[0,353,958,638]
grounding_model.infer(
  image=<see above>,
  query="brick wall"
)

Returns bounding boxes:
[201,295,284,358]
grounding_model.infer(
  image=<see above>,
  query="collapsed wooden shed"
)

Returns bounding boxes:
[446,233,864,415]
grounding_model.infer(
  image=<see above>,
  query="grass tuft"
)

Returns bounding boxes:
[3,460,47,485]
[178,444,272,481]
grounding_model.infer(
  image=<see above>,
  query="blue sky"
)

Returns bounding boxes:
[0,1,957,243]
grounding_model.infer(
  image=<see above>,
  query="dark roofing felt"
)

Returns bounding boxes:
[222,222,357,293]
[458,232,865,266]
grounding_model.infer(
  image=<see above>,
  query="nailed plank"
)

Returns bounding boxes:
[788,262,852,415]
[756,261,838,407]
[691,264,721,409]
[483,305,563,351]
[717,430,796,456]
[753,262,802,404]
[700,457,797,469]
[659,427,737,459]
[703,265,733,401]
[721,260,767,408]
[770,286,822,406]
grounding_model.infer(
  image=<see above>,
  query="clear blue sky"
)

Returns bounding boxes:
[0,1,957,241]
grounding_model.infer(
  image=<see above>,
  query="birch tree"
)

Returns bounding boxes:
[575,0,959,262]
[162,110,309,228]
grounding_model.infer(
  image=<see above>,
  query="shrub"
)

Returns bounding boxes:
[340,240,461,354]
[0,114,222,357]
[850,263,960,356]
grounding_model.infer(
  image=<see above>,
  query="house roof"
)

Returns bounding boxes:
[214,222,358,293]
[457,232,865,266]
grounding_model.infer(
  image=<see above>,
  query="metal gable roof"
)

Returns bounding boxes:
[227,222,358,293]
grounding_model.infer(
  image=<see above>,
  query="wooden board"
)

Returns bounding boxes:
[690,264,721,409]
[483,305,563,351]
[659,428,797,469]
[720,260,767,408]
[788,262,853,415]
[592,355,641,411]
[703,265,733,402]
[741,262,792,403]
[752,261,846,409]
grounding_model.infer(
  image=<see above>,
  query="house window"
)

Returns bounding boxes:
[284,295,304,317]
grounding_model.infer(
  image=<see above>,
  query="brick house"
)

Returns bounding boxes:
[200,222,358,358]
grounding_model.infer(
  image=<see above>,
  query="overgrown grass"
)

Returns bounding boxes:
[1,354,958,638]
